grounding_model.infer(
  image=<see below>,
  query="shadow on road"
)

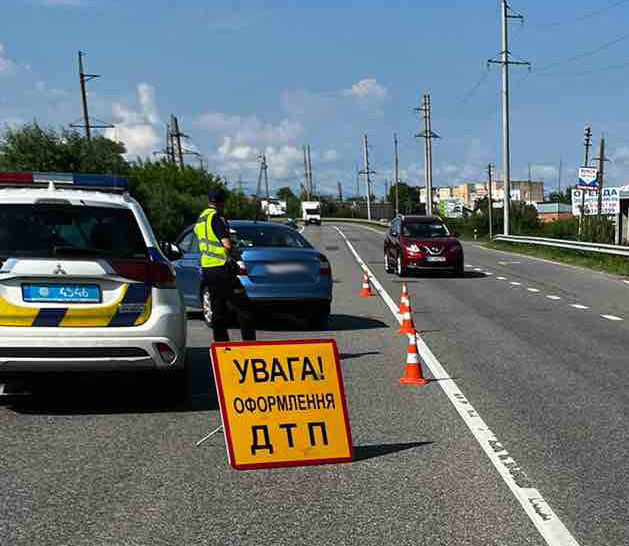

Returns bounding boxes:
[255,313,389,332]
[353,441,433,462]
[1,347,218,416]
[339,351,380,360]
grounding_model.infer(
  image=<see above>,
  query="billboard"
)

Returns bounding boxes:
[571,188,619,216]
[577,167,598,191]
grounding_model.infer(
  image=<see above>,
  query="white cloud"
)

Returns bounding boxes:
[104,83,161,158]
[196,112,302,146]
[0,44,16,76]
[343,79,388,101]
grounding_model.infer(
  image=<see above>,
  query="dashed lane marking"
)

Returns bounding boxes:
[510,282,522,286]
[334,226,581,546]
[527,288,540,293]
[474,268,483,272]
[485,272,493,276]
[571,304,589,310]
[497,276,507,280]
[546,296,562,301]
[601,314,623,321]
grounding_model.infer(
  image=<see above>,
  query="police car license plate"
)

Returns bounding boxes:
[22,284,101,303]
[426,256,447,263]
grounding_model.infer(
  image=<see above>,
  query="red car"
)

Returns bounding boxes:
[384,215,464,277]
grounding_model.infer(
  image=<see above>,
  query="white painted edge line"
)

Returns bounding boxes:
[571,304,589,310]
[334,226,581,546]
[624,280,629,286]
[527,288,540,293]
[546,296,562,301]
[601,314,623,321]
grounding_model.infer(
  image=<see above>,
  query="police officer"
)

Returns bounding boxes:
[195,188,256,342]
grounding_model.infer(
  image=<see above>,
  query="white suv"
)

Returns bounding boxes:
[0,173,186,378]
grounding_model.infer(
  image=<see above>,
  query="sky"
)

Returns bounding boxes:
[3,0,629,198]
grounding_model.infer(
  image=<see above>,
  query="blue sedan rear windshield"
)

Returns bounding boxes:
[233,226,312,249]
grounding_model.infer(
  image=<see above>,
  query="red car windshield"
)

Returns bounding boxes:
[402,222,449,239]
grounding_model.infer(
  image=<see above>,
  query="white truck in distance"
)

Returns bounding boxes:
[301,201,321,225]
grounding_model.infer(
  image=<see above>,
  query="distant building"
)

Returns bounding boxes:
[535,202,573,223]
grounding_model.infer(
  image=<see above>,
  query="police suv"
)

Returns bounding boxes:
[0,172,186,379]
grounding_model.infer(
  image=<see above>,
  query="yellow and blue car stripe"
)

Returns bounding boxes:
[0,283,151,327]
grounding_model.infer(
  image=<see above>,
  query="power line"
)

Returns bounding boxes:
[526,0,629,30]
[536,29,629,73]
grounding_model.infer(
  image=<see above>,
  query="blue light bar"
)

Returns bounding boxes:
[72,173,129,189]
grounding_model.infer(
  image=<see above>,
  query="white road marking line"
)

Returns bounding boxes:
[466,264,475,268]
[499,260,521,265]
[334,226,581,546]
[497,276,507,280]
[474,268,483,272]
[571,304,589,310]
[510,281,522,286]
[601,314,623,321]
[624,280,629,286]
[546,296,561,301]
[298,226,305,233]
[527,288,540,293]
[485,272,493,275]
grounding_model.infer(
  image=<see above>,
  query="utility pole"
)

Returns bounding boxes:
[415,94,440,216]
[262,154,270,220]
[307,145,314,200]
[360,135,376,220]
[557,156,562,215]
[303,146,310,200]
[487,164,494,240]
[356,166,360,199]
[488,1,530,235]
[338,182,343,202]
[384,179,389,203]
[579,126,593,238]
[170,115,187,171]
[394,133,400,215]
[70,51,112,141]
[594,137,609,218]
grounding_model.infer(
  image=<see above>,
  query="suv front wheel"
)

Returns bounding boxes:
[396,254,407,277]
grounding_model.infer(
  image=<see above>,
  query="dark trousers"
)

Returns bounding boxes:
[202,266,256,342]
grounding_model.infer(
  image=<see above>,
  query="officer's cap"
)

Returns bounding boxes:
[208,187,228,204]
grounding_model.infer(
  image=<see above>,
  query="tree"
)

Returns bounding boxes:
[0,122,127,173]
[388,182,420,214]
[276,186,301,217]
[548,185,573,205]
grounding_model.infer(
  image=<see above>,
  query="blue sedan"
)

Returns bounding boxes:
[171,221,333,327]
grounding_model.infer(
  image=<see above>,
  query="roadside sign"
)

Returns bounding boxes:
[572,187,620,216]
[577,167,598,191]
[210,339,353,470]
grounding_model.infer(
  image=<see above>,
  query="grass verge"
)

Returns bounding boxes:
[485,240,629,277]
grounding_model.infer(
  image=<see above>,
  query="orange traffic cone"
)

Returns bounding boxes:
[399,282,410,314]
[400,334,429,386]
[397,292,416,335]
[359,270,375,297]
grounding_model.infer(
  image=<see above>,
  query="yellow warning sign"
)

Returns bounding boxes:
[211,339,353,470]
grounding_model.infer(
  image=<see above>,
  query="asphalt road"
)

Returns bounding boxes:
[1,224,627,545]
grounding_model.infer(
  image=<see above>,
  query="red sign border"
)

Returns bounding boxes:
[210,338,354,470]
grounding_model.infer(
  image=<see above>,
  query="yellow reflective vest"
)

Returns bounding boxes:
[194,208,229,268]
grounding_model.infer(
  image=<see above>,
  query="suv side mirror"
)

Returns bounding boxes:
[160,241,183,261]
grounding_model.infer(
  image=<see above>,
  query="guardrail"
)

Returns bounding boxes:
[494,235,629,258]
[321,217,390,228]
